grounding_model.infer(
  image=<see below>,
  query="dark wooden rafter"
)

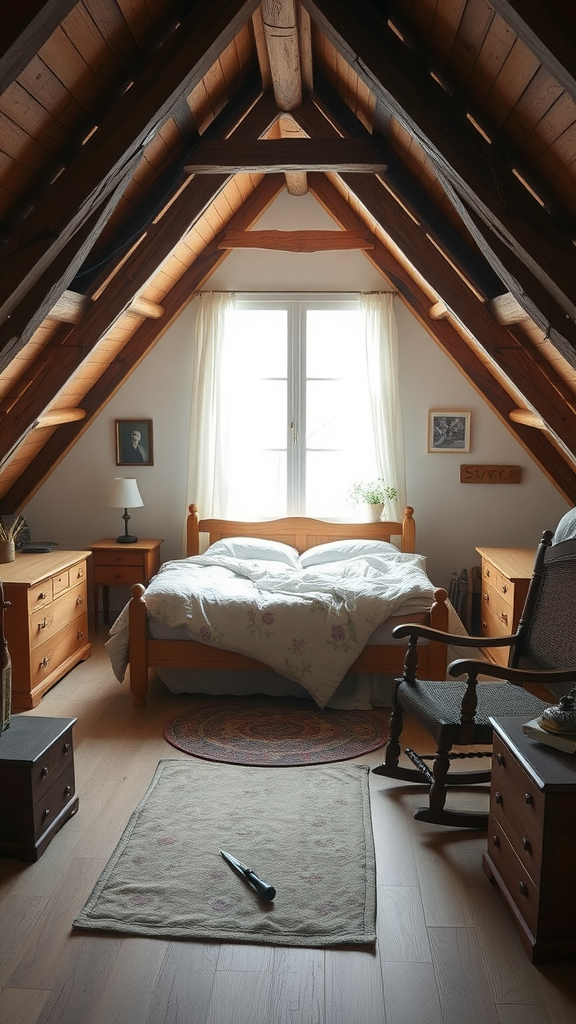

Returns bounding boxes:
[0,173,286,512]
[307,77,505,300]
[0,0,261,332]
[0,0,79,95]
[488,0,576,106]
[217,229,374,250]
[306,174,576,503]
[0,93,280,467]
[183,138,388,172]
[301,0,576,355]
[290,102,576,459]
[0,161,140,373]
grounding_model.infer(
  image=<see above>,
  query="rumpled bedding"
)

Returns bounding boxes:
[106,548,436,708]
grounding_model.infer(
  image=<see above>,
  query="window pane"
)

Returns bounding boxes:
[227,451,287,519]
[307,310,362,377]
[306,451,364,518]
[306,380,351,448]
[227,309,287,377]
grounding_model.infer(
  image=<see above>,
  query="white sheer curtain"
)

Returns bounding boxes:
[185,292,235,532]
[360,293,407,521]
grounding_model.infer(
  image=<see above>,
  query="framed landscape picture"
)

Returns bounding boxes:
[428,411,471,453]
[116,419,154,466]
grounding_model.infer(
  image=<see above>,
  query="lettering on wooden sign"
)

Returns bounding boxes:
[460,465,522,484]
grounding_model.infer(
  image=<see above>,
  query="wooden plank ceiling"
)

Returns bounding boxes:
[0,0,575,510]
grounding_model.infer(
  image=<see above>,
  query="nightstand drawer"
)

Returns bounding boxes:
[93,564,145,586]
[32,769,76,840]
[92,549,144,568]
[486,817,540,936]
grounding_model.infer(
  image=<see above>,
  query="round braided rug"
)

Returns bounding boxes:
[163,696,389,766]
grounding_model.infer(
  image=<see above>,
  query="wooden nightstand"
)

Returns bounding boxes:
[0,715,78,861]
[475,547,535,666]
[91,538,163,623]
[483,716,576,964]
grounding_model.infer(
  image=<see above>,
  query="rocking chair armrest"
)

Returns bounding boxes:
[448,659,576,687]
[391,622,518,648]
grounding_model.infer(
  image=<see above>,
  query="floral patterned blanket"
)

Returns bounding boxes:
[107,549,436,708]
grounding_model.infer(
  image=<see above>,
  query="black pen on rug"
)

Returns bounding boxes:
[220,849,276,902]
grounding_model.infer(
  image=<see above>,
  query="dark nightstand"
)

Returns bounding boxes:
[90,538,162,623]
[0,715,78,861]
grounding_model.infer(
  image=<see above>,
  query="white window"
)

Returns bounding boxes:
[220,295,381,519]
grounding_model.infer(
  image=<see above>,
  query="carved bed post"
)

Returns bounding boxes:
[129,584,148,706]
[402,506,415,553]
[187,504,200,556]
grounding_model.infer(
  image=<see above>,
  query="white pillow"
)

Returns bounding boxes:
[207,536,300,566]
[300,538,398,567]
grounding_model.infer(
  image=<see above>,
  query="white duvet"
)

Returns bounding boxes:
[106,547,436,708]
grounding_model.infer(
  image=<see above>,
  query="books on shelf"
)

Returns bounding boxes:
[522,718,576,755]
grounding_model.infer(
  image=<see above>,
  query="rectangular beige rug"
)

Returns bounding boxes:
[74,758,376,946]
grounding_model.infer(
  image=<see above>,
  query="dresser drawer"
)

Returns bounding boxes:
[486,816,540,936]
[29,581,87,650]
[480,585,514,637]
[27,579,54,614]
[28,613,89,690]
[482,562,515,601]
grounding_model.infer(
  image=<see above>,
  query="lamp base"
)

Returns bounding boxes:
[117,534,138,544]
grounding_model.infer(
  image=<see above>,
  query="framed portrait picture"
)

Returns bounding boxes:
[428,411,471,453]
[116,419,153,466]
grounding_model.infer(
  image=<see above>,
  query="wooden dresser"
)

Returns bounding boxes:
[1,551,91,710]
[475,547,535,666]
[0,715,78,861]
[483,716,576,964]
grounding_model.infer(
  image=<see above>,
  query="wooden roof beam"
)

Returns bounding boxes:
[306,174,576,503]
[0,0,260,332]
[1,174,286,512]
[489,0,576,106]
[218,229,374,251]
[46,291,164,325]
[261,0,307,195]
[183,138,387,173]
[0,0,78,95]
[301,0,576,360]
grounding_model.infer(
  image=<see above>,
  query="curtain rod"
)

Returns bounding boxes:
[193,289,398,295]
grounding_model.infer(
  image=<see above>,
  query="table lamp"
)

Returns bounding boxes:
[108,477,143,543]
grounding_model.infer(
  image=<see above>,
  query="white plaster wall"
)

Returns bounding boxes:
[23,189,569,606]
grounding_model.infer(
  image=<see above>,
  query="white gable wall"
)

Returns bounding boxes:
[24,190,568,604]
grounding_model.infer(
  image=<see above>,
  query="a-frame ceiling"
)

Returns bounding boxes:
[1,0,576,511]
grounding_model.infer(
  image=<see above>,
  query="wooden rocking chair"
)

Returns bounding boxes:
[373,531,576,828]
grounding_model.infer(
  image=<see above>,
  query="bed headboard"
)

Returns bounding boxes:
[186,505,416,556]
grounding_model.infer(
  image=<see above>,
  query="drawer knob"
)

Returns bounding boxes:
[77,569,84,578]
[486,568,491,577]
[492,835,500,847]
[62,742,70,754]
[37,617,47,631]
[40,766,49,778]
[114,573,122,580]
[525,792,533,805]
[76,595,84,605]
[518,881,528,897]
[40,657,51,669]
[522,837,531,853]
[482,621,487,631]
[496,753,505,766]
[483,593,489,602]
[64,785,72,798]
[502,584,508,594]
[499,612,508,625]
[77,630,84,640]
[42,808,50,821]
[495,791,502,805]
[37,591,47,601]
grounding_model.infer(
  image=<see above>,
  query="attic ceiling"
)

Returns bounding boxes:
[1,0,576,511]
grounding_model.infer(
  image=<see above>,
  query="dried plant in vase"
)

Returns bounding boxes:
[0,515,26,563]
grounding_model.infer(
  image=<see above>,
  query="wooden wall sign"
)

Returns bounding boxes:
[460,465,522,484]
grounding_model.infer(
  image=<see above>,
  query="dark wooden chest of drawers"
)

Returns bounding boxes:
[0,715,78,861]
[483,716,576,963]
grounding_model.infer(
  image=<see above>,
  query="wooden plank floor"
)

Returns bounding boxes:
[1,629,575,1024]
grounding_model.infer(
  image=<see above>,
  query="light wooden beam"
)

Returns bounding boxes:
[34,409,86,428]
[509,408,546,429]
[184,138,387,173]
[487,292,532,326]
[218,229,374,251]
[429,301,450,320]
[46,290,164,325]
[261,0,307,195]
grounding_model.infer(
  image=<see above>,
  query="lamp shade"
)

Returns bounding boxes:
[108,477,143,509]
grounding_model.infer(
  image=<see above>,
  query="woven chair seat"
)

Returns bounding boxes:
[397,680,550,746]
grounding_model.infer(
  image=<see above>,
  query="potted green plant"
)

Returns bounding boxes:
[349,479,398,522]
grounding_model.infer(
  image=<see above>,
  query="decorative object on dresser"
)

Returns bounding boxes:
[484,716,576,964]
[0,514,27,563]
[0,716,78,861]
[2,551,91,711]
[476,546,535,667]
[107,477,144,543]
[91,538,162,624]
[373,530,576,828]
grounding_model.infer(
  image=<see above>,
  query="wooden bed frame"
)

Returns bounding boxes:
[127,504,449,706]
